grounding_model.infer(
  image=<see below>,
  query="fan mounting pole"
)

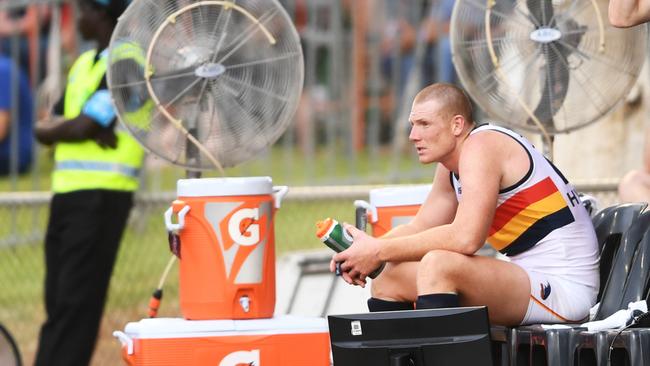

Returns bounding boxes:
[186,125,202,179]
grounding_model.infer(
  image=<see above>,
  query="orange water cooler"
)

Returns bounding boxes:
[354,185,432,236]
[163,177,286,320]
[114,177,331,365]
[112,316,330,366]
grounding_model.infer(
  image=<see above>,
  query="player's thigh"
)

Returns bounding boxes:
[458,255,530,325]
[371,261,419,302]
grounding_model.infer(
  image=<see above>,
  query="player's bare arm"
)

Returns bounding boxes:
[332,162,459,285]
[376,132,502,262]
[609,0,650,27]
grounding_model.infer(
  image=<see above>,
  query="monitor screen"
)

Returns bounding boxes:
[328,306,493,366]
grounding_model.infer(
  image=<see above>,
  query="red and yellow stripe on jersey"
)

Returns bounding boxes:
[488,177,575,256]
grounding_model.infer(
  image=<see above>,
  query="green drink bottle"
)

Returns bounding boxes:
[316,218,384,278]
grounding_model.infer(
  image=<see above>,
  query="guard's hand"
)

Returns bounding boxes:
[95,128,117,149]
[333,223,382,288]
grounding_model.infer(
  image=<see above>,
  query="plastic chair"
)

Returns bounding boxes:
[528,209,650,366]
[573,225,650,366]
[595,208,650,320]
[595,203,648,304]
[490,203,647,366]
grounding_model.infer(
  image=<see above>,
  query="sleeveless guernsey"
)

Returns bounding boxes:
[451,124,598,288]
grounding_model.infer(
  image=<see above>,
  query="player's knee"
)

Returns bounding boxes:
[418,250,461,281]
[370,267,396,298]
[618,169,644,201]
[370,264,409,301]
[619,170,638,189]
[370,276,387,298]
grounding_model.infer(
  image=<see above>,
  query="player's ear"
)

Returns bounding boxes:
[451,114,465,136]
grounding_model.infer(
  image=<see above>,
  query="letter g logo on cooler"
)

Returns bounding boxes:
[228,208,260,246]
[210,201,270,281]
[219,349,260,366]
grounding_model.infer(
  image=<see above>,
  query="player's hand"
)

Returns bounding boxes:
[333,223,382,287]
[329,258,342,276]
[330,256,363,286]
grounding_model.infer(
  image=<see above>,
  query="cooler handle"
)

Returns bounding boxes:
[113,330,134,355]
[164,204,190,232]
[354,200,377,223]
[272,185,289,209]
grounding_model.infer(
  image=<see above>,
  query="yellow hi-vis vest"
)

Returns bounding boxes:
[52,49,144,193]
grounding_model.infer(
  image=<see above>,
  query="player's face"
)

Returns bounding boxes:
[408,100,455,164]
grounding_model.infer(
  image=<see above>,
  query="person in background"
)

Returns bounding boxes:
[0,5,51,84]
[0,55,33,175]
[33,1,143,365]
[618,124,650,203]
[608,0,650,202]
[420,0,456,84]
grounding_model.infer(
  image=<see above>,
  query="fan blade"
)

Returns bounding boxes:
[526,1,587,132]
[526,0,555,27]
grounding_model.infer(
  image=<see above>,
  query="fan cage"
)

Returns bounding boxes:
[451,0,646,135]
[107,0,304,170]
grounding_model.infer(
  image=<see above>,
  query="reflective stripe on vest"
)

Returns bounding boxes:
[56,160,140,178]
[53,49,144,193]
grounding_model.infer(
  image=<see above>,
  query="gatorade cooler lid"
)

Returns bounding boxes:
[369,185,432,207]
[123,316,328,339]
[177,177,273,197]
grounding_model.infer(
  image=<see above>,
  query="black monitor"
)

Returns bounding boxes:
[328,306,493,366]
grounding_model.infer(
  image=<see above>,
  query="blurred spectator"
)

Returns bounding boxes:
[0,5,51,84]
[380,0,418,98]
[618,123,650,204]
[377,0,456,143]
[609,0,650,202]
[422,0,456,84]
[381,0,457,94]
[0,55,33,174]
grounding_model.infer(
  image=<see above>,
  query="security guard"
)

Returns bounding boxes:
[34,1,143,365]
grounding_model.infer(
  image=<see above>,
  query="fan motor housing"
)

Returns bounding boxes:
[195,63,226,79]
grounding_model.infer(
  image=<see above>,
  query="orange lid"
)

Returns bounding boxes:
[315,218,334,238]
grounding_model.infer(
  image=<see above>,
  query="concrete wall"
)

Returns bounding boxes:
[528,61,649,186]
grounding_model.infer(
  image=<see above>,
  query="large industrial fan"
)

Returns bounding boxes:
[451,0,647,158]
[107,0,304,173]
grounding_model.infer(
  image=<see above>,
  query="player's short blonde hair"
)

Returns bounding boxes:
[414,83,474,124]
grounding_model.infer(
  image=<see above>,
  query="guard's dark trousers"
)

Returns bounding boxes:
[35,190,133,366]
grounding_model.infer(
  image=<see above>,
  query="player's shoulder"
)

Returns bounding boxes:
[463,128,502,152]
